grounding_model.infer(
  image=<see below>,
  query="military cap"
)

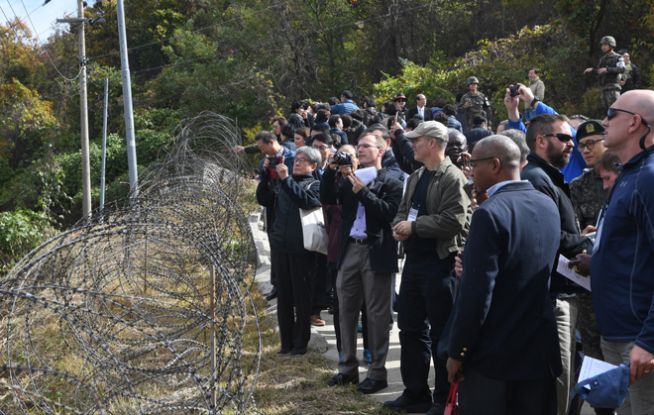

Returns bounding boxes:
[467,76,480,85]
[600,36,616,48]
[576,120,605,141]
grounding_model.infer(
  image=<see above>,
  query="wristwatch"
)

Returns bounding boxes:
[530,97,541,108]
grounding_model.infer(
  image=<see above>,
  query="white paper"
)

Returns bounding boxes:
[578,356,617,384]
[355,167,377,186]
[557,255,591,291]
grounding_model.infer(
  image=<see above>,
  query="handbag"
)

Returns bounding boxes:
[444,382,458,415]
[299,180,328,255]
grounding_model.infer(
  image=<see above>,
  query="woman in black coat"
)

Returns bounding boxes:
[256,146,323,355]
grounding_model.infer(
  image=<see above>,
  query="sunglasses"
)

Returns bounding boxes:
[606,107,649,127]
[543,133,573,142]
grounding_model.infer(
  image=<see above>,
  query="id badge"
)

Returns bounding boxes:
[408,207,418,222]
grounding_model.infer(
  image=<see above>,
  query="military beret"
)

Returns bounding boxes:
[576,120,605,141]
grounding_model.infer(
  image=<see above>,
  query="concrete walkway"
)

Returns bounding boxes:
[248,209,595,414]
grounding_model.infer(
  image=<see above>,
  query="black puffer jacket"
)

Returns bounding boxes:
[257,174,321,254]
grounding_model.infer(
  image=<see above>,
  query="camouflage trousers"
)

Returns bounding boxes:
[602,88,621,109]
[577,292,603,359]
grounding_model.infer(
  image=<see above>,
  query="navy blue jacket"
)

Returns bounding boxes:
[320,167,403,274]
[256,174,321,254]
[591,149,654,353]
[449,181,562,380]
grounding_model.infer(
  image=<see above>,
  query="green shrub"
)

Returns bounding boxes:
[0,209,55,272]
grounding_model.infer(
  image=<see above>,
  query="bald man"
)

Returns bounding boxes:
[447,135,561,415]
[572,89,654,414]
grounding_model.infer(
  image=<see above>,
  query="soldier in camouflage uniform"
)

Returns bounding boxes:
[584,36,625,109]
[570,120,609,367]
[457,76,491,132]
[570,121,608,230]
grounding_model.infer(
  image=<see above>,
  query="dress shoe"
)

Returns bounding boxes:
[290,347,307,355]
[383,393,432,413]
[425,402,445,415]
[265,287,277,301]
[327,372,359,386]
[310,314,326,327]
[356,377,388,394]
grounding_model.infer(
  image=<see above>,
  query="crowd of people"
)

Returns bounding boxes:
[241,35,654,415]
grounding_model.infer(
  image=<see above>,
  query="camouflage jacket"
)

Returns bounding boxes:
[596,51,625,89]
[457,92,489,125]
[570,168,607,229]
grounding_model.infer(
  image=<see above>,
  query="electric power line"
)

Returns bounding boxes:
[18,0,82,82]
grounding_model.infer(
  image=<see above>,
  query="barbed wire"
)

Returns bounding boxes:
[0,112,260,414]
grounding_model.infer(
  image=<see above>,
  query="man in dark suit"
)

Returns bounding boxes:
[407,94,434,121]
[447,135,562,415]
[321,132,403,394]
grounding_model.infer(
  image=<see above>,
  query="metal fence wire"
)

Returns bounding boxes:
[0,112,261,414]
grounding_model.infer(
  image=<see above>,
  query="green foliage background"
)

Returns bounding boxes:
[2,0,654,269]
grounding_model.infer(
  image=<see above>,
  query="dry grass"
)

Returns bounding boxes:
[247,293,394,415]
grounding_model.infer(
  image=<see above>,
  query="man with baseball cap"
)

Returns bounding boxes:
[385,121,471,414]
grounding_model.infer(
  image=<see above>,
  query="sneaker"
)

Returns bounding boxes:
[311,315,326,327]
[383,393,433,413]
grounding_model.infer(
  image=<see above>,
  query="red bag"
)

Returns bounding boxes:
[444,383,459,415]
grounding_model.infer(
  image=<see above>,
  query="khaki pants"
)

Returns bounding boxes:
[336,242,391,381]
[601,338,654,415]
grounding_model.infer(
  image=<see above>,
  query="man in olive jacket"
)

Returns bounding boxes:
[383,121,471,414]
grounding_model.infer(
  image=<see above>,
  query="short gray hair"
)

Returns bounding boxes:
[296,146,322,165]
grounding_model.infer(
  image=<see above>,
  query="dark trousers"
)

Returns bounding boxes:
[274,250,315,352]
[311,253,330,315]
[329,261,342,353]
[397,254,455,403]
[458,368,557,415]
[269,244,278,287]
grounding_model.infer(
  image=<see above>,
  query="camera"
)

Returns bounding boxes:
[333,151,352,166]
[509,84,520,97]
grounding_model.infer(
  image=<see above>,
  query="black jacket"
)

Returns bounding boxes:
[407,106,434,121]
[522,153,592,294]
[320,167,403,274]
[256,174,321,254]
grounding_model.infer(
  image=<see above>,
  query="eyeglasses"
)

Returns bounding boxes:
[578,138,604,151]
[469,156,496,168]
[294,157,312,164]
[357,143,377,149]
[543,133,573,142]
[606,107,648,126]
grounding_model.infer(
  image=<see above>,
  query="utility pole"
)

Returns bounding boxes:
[57,1,92,221]
[117,0,138,195]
